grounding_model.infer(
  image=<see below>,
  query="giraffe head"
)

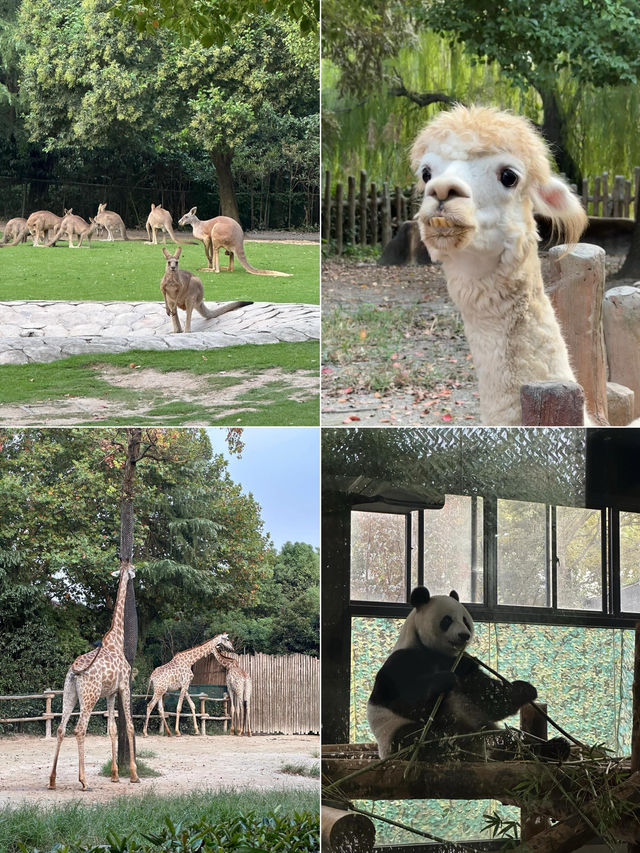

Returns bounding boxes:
[111,562,136,580]
[214,632,235,654]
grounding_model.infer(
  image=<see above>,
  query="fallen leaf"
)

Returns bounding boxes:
[442,413,453,422]
[343,416,361,423]
[359,329,367,340]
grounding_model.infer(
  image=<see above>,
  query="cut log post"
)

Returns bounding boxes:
[520,704,551,842]
[335,182,344,256]
[347,176,356,247]
[359,171,367,247]
[607,381,635,426]
[520,381,585,426]
[43,689,55,739]
[321,806,375,853]
[603,285,640,418]
[546,243,608,424]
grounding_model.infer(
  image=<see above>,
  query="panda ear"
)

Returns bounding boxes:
[410,586,431,607]
[449,590,460,601]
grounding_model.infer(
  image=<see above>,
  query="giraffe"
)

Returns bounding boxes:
[212,643,252,736]
[48,560,139,790]
[142,633,235,737]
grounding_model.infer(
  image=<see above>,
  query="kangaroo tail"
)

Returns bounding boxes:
[235,243,292,277]
[198,300,253,320]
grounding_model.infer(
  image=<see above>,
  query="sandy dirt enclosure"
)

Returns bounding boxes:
[1,734,319,806]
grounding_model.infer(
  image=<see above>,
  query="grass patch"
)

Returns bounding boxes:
[280,761,320,778]
[0,790,318,853]
[99,757,161,778]
[0,240,318,304]
[322,302,469,394]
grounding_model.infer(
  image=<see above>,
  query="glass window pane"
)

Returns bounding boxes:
[422,495,483,602]
[620,512,640,612]
[556,507,602,610]
[498,500,548,606]
[350,511,407,602]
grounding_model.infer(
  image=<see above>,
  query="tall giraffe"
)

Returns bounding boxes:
[212,643,252,736]
[143,633,235,737]
[48,560,139,790]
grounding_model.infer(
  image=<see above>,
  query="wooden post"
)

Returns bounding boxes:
[607,381,635,426]
[395,185,402,233]
[547,243,608,423]
[521,381,585,426]
[520,704,551,842]
[322,170,332,244]
[335,181,344,256]
[359,170,367,247]
[581,177,589,215]
[43,689,55,739]
[369,182,377,247]
[321,806,375,853]
[603,285,640,418]
[198,693,208,736]
[381,182,391,248]
[603,172,610,216]
[347,176,356,247]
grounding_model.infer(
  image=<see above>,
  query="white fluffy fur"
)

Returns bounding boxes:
[411,105,588,425]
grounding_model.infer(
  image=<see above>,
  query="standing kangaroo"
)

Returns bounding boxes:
[145,204,189,245]
[178,207,292,276]
[95,203,128,241]
[26,210,64,246]
[160,247,253,333]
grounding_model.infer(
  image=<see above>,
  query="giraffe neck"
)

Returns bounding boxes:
[179,637,223,667]
[214,646,236,670]
[102,561,131,651]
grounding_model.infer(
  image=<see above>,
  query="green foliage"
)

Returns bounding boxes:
[1,790,318,853]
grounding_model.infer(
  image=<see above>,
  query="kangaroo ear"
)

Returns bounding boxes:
[190,207,197,215]
[175,246,182,259]
[162,248,171,260]
[151,204,156,211]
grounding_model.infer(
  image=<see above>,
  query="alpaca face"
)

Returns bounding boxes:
[411,106,587,268]
[414,149,531,262]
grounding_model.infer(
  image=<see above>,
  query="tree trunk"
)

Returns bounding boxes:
[539,87,582,185]
[117,428,141,770]
[211,150,240,223]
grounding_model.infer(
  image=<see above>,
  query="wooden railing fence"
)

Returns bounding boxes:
[323,168,640,254]
[0,690,230,738]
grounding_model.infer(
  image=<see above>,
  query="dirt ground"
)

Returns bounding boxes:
[321,251,631,426]
[1,733,319,806]
[0,365,319,425]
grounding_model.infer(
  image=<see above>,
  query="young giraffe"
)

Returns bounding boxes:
[48,560,139,790]
[143,633,235,737]
[212,642,252,736]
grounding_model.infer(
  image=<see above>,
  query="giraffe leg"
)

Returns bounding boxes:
[106,694,119,782]
[184,690,199,734]
[48,671,77,789]
[143,691,161,737]
[119,683,139,783]
[75,705,93,790]
[174,687,188,736]
[244,701,252,737]
[158,697,172,736]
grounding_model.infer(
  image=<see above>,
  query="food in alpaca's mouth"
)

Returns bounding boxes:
[428,216,453,228]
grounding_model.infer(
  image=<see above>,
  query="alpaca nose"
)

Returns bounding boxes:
[427,176,471,205]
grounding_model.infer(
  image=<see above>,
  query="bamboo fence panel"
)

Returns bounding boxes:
[193,652,319,735]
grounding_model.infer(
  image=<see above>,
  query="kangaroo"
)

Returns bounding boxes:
[160,247,253,333]
[46,210,98,248]
[26,210,64,246]
[177,207,292,276]
[2,217,30,245]
[95,203,128,241]
[145,204,184,245]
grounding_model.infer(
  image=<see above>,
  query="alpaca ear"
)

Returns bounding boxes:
[531,176,587,245]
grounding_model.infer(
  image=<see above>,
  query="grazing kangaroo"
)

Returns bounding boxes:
[178,207,292,276]
[95,203,128,241]
[2,217,30,245]
[145,204,186,245]
[160,247,253,333]
[46,211,98,248]
[26,210,64,246]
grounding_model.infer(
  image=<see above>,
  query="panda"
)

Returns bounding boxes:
[367,586,569,761]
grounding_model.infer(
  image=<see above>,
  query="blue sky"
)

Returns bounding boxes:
[207,428,320,550]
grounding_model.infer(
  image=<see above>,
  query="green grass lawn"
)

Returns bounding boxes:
[0,789,319,853]
[0,239,318,303]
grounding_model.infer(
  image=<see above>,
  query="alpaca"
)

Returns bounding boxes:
[411,104,588,425]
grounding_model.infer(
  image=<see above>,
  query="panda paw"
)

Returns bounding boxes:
[510,680,538,705]
[428,671,459,695]
[537,736,571,761]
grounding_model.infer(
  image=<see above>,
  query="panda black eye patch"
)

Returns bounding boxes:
[440,615,453,632]
[463,617,472,632]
